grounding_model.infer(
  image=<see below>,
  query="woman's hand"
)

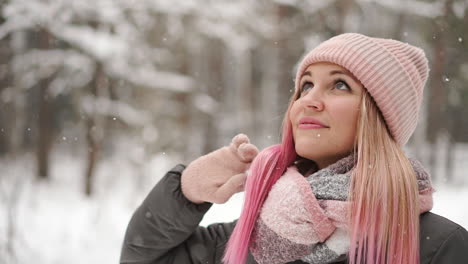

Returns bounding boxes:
[181,134,259,204]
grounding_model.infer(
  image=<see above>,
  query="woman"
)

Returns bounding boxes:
[120,33,468,264]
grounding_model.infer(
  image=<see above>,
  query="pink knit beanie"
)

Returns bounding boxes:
[295,33,430,146]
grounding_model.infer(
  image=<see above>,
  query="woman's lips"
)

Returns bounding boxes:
[298,124,327,129]
[298,117,328,129]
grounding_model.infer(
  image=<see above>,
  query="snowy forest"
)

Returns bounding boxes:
[0,0,467,263]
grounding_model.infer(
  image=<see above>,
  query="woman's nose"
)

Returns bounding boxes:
[302,90,324,111]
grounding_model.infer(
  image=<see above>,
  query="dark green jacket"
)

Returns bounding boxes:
[120,164,468,264]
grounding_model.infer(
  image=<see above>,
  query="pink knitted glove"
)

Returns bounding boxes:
[181,134,259,204]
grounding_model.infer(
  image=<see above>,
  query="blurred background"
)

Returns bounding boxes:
[0,0,467,263]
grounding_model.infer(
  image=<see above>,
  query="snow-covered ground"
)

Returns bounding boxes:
[0,151,467,264]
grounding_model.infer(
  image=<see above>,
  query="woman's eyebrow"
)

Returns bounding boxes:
[329,70,360,84]
[329,70,349,76]
[301,70,352,78]
[300,69,360,84]
[301,71,312,79]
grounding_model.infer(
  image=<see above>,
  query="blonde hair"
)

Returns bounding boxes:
[349,91,420,263]
[224,88,421,264]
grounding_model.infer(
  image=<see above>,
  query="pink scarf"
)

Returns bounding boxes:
[250,155,434,264]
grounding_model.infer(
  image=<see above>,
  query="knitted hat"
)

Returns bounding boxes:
[294,33,429,146]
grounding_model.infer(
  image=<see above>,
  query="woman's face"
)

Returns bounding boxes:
[290,62,364,169]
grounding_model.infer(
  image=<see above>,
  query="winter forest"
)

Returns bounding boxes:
[0,0,467,263]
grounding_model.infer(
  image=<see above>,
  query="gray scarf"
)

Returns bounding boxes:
[250,155,434,264]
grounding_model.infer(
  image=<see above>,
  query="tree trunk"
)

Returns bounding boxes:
[36,29,54,180]
[0,38,11,155]
[427,32,445,178]
[84,63,107,196]
[37,81,53,179]
[427,1,451,180]
[7,32,29,157]
[444,128,455,184]
[200,38,222,154]
[335,0,352,34]
[183,31,203,162]
[235,48,253,137]
[258,42,280,149]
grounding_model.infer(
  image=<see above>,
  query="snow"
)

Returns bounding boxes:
[0,147,467,264]
[192,94,219,114]
[432,187,468,228]
[80,96,152,126]
[50,25,194,93]
[451,1,467,19]
[11,49,94,94]
[0,150,175,264]
[1,0,195,94]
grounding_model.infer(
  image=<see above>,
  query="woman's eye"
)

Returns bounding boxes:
[300,80,350,97]
[301,82,313,94]
[335,80,350,91]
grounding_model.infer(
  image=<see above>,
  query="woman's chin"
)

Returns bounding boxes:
[295,147,320,161]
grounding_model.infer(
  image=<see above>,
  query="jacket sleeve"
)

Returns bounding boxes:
[120,164,237,264]
[430,226,468,264]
